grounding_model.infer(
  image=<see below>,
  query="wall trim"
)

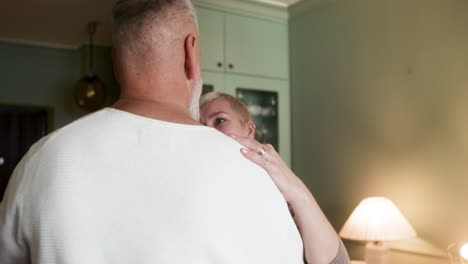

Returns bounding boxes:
[253,0,288,8]
[288,0,337,18]
[0,38,112,51]
[0,37,79,50]
[194,0,289,23]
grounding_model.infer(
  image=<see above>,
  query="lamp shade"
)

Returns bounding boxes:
[339,197,417,242]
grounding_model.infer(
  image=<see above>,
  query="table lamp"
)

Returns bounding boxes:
[339,197,417,264]
[448,242,468,264]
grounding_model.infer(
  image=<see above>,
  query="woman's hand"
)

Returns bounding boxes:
[230,135,349,264]
[229,134,309,203]
[229,134,347,264]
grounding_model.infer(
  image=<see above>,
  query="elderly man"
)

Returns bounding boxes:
[0,1,349,263]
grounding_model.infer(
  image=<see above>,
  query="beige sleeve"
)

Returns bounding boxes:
[329,239,351,264]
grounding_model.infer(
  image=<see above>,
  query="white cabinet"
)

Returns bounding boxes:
[202,71,225,94]
[197,7,289,80]
[198,8,225,73]
[225,14,289,79]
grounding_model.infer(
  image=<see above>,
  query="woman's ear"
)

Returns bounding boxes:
[246,120,256,139]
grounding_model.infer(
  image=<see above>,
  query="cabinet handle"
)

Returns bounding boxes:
[217,62,223,68]
[228,63,234,70]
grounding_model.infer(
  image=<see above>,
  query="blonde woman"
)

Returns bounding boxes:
[200,92,350,264]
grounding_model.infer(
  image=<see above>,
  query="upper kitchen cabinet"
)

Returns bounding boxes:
[225,14,288,80]
[198,8,225,73]
[195,1,289,80]
[201,71,225,95]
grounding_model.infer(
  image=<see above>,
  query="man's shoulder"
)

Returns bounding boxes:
[193,130,268,175]
[52,108,116,138]
[194,129,245,157]
[20,109,114,166]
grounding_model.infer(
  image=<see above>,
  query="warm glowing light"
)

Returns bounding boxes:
[339,197,417,241]
[86,87,96,98]
[459,243,468,260]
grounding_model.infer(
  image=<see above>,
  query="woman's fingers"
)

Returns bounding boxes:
[232,135,305,203]
[240,148,269,168]
[230,134,283,168]
[262,144,281,159]
[229,134,263,152]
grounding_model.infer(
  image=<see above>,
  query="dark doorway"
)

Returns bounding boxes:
[0,105,52,201]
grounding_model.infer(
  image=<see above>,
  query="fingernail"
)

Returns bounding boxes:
[229,134,236,138]
[241,148,249,154]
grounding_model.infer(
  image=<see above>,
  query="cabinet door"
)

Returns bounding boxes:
[197,8,225,72]
[225,74,291,166]
[202,71,225,95]
[225,14,289,80]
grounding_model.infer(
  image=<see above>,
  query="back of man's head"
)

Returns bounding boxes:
[110,0,202,121]
[112,0,197,58]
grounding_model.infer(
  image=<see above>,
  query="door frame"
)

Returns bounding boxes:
[0,104,54,132]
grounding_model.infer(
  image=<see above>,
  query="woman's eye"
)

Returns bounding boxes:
[214,118,226,126]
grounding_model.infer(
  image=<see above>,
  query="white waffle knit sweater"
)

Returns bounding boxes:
[0,108,304,264]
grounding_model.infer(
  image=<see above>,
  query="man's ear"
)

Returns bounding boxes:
[184,34,198,81]
[112,47,121,84]
[246,120,256,139]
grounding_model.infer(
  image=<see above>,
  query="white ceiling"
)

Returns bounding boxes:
[0,0,303,48]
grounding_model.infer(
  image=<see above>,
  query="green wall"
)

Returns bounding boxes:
[0,42,118,130]
[290,0,468,262]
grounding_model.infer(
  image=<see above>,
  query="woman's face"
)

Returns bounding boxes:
[200,99,255,138]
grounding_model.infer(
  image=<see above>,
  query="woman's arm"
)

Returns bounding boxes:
[287,182,348,264]
[231,135,350,264]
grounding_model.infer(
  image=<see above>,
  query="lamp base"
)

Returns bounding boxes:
[365,241,389,264]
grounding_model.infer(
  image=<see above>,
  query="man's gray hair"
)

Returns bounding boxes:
[112,0,198,49]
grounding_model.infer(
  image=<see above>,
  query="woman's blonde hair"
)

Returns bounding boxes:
[200,92,251,125]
